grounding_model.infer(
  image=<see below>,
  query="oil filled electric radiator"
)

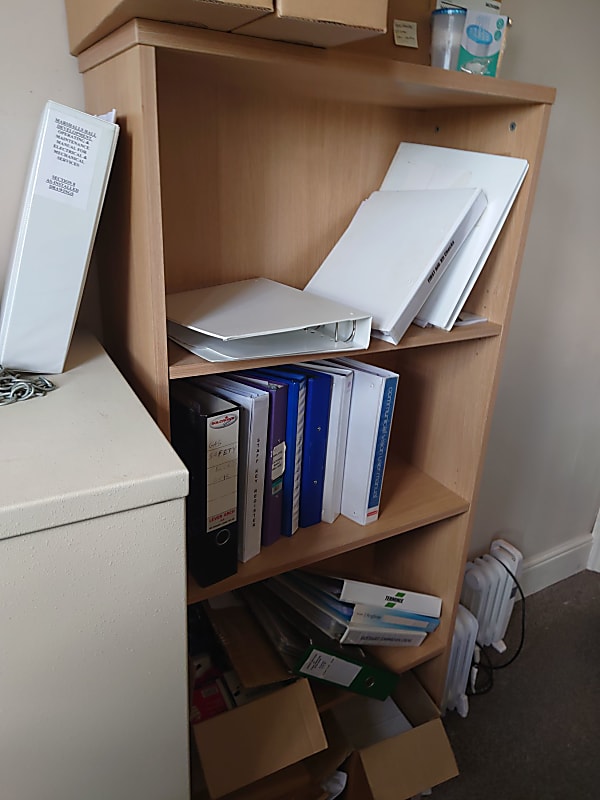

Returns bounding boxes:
[442,539,523,717]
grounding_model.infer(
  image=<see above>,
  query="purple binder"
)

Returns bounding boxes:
[230,372,288,546]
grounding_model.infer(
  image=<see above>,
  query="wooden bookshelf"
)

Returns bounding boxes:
[77,19,554,797]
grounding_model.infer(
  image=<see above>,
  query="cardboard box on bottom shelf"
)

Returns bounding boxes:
[340,672,458,800]
[192,594,457,799]
[192,600,328,798]
[64,0,273,55]
[234,0,388,48]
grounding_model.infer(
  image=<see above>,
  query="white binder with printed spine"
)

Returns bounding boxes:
[0,101,119,373]
[304,187,487,345]
[380,142,529,330]
[329,357,399,526]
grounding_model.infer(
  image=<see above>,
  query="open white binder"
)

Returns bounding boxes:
[166,278,372,362]
[380,142,529,330]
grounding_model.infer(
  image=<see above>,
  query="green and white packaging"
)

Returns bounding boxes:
[456,11,508,76]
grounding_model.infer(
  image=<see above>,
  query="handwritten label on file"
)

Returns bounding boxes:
[207,413,239,532]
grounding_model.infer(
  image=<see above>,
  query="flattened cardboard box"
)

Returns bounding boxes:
[64,0,273,55]
[342,673,458,800]
[235,0,388,48]
[194,603,327,798]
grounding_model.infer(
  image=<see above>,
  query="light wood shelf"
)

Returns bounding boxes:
[187,461,469,603]
[168,322,502,380]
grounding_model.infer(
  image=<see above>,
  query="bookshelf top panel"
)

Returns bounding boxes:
[79,19,556,111]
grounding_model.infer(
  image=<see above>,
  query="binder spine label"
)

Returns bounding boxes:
[298,650,361,687]
[367,376,397,515]
[206,412,239,531]
[271,441,286,483]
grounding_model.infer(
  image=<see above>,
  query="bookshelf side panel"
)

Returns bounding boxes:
[82,45,171,434]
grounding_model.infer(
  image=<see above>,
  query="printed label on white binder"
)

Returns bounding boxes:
[34,109,101,210]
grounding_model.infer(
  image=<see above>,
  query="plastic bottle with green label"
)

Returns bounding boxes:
[456,14,507,77]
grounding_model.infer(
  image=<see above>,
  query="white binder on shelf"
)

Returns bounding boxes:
[166,278,371,363]
[304,188,487,345]
[380,142,529,331]
[329,358,399,526]
[0,100,119,373]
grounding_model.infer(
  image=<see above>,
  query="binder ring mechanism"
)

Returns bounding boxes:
[307,320,357,344]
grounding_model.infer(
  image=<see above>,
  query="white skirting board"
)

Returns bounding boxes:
[587,510,600,572]
[519,533,594,597]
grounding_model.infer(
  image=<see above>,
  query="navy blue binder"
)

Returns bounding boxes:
[256,368,307,537]
[270,365,332,528]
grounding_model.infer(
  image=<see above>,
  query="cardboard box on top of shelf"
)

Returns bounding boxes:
[341,672,459,800]
[341,0,436,65]
[64,0,273,55]
[234,0,388,48]
[192,602,328,798]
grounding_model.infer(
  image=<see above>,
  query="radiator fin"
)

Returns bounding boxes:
[442,603,478,717]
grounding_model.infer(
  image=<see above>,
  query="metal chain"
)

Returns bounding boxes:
[0,366,56,406]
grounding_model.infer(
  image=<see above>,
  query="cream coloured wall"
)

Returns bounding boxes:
[1,1,599,583]
[0,0,83,288]
[470,0,600,584]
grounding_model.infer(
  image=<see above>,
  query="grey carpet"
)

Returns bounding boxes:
[433,569,600,800]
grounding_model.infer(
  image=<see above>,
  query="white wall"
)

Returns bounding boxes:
[470,0,600,585]
[2,1,599,584]
[0,0,83,288]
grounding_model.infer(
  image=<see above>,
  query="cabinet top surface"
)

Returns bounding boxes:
[79,18,556,110]
[0,333,187,540]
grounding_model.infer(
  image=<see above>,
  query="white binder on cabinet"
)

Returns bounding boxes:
[380,142,529,330]
[0,101,119,373]
[166,278,372,362]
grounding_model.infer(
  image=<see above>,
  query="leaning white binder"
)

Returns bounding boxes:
[380,142,529,330]
[166,277,372,362]
[305,188,487,345]
[0,101,119,373]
